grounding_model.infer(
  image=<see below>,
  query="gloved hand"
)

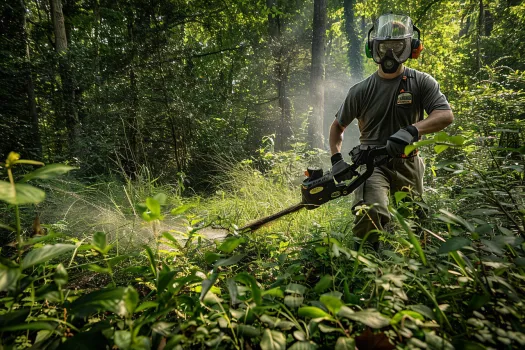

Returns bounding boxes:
[331,153,351,179]
[386,125,419,157]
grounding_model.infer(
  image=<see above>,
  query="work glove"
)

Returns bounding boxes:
[386,125,419,157]
[331,153,351,180]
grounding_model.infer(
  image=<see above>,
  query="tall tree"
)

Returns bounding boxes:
[343,0,363,81]
[267,0,293,151]
[308,0,327,149]
[20,0,41,158]
[50,0,79,157]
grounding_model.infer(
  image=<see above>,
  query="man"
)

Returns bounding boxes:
[329,13,453,248]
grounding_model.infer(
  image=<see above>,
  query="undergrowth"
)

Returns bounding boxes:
[0,137,524,350]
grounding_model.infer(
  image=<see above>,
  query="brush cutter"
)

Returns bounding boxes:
[239,146,389,232]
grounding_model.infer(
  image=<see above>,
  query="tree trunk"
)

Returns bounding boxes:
[308,0,326,149]
[343,0,363,81]
[50,0,79,157]
[476,0,484,72]
[21,0,41,158]
[267,0,292,151]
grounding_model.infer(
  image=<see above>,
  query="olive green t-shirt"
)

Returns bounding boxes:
[336,67,451,145]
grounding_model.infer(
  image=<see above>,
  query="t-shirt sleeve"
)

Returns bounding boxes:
[420,73,451,114]
[335,86,361,128]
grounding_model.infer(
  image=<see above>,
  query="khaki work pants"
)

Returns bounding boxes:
[351,156,425,243]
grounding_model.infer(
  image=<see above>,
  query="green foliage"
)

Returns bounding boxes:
[0,146,524,349]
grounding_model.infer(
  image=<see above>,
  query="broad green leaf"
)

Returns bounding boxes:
[217,237,246,253]
[146,197,161,217]
[425,332,454,350]
[394,191,409,205]
[437,237,471,255]
[343,309,390,328]
[407,305,435,320]
[70,287,127,316]
[200,272,219,301]
[314,275,332,294]
[21,164,76,182]
[92,231,107,253]
[157,269,177,294]
[260,314,279,328]
[135,301,159,313]
[469,208,502,216]
[214,254,245,267]
[0,321,56,332]
[0,265,21,292]
[433,132,448,142]
[226,278,239,304]
[263,287,284,298]
[289,341,318,350]
[153,193,167,205]
[114,330,132,350]
[151,322,174,336]
[449,135,465,146]
[318,323,342,333]
[171,203,195,215]
[0,309,30,327]
[86,264,111,274]
[0,181,45,205]
[390,310,424,325]
[337,306,355,318]
[284,295,304,308]
[298,306,331,319]
[320,295,344,314]
[162,232,183,250]
[21,244,75,270]
[438,209,475,232]
[205,251,223,264]
[404,144,417,155]
[414,139,436,147]
[434,145,449,154]
[54,264,68,288]
[235,272,262,305]
[123,286,139,315]
[286,283,307,295]
[335,337,355,350]
[260,329,286,350]
[237,324,261,337]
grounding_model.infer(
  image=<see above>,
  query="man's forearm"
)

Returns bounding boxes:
[413,109,454,136]
[329,119,345,155]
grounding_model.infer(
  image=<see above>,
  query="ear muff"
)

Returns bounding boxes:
[365,26,374,58]
[411,25,423,59]
[365,42,372,58]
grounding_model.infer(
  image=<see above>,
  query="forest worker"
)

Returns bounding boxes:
[329,13,454,250]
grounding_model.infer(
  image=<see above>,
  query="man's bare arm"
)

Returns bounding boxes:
[413,109,454,136]
[329,119,346,155]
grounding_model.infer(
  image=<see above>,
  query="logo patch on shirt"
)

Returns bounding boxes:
[397,92,413,105]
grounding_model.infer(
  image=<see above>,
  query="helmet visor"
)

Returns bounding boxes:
[372,37,412,64]
[373,13,413,40]
[378,40,406,57]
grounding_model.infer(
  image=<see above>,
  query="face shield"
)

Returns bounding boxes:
[370,14,413,66]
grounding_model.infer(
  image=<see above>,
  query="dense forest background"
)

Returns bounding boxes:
[1,0,525,349]
[3,0,522,181]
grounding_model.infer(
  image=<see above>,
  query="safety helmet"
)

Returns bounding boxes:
[365,13,423,72]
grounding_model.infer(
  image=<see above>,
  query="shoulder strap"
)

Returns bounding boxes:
[399,67,424,122]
